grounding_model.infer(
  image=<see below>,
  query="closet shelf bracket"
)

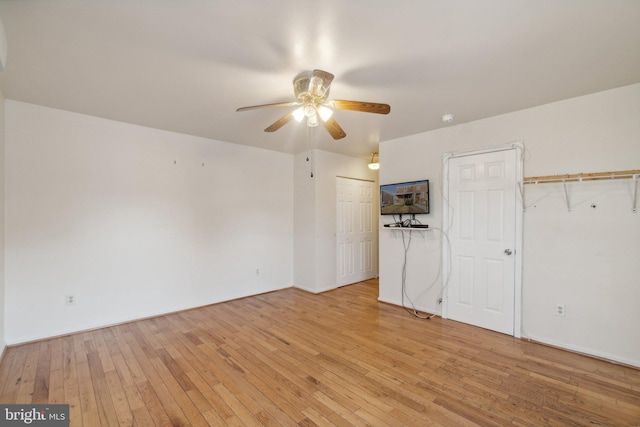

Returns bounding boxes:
[633,174,638,213]
[562,180,571,212]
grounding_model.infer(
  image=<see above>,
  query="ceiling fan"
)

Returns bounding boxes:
[236,69,390,140]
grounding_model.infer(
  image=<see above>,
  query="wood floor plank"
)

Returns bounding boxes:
[105,375,135,427]
[0,345,16,393]
[87,350,121,426]
[220,345,311,424]
[47,338,65,404]
[61,335,82,425]
[14,342,41,404]
[75,343,101,427]
[213,382,262,426]
[148,353,210,427]
[130,405,155,427]
[0,343,28,403]
[1,279,639,426]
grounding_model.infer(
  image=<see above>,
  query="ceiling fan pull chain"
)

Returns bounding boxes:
[307,125,314,177]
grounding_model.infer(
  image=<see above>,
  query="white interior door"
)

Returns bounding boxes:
[445,149,517,335]
[336,177,377,287]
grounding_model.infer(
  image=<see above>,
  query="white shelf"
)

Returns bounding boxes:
[383,226,430,231]
[383,226,430,240]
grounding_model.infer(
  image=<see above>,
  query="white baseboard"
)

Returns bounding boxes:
[523,333,640,369]
[293,284,336,294]
[378,296,441,316]
[6,285,294,346]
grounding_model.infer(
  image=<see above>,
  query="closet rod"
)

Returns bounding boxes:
[523,169,640,185]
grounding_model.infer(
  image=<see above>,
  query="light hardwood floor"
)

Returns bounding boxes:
[1,279,639,426]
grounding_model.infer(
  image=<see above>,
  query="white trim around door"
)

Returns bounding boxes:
[441,142,524,338]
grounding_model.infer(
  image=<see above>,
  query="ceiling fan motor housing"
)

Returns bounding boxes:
[294,69,334,104]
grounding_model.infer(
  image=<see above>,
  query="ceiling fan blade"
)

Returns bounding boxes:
[236,101,299,112]
[322,117,347,140]
[332,100,391,114]
[264,112,294,132]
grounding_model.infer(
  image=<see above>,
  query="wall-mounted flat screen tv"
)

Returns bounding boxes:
[380,180,429,215]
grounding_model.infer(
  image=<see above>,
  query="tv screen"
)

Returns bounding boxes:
[380,180,429,215]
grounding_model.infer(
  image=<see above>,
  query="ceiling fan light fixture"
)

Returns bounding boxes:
[309,76,324,96]
[368,152,380,170]
[292,107,305,122]
[236,69,390,140]
[317,105,333,121]
[303,104,316,117]
[307,113,319,127]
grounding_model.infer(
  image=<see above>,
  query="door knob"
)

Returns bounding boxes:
[504,249,513,255]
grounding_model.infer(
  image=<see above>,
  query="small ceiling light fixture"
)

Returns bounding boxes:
[292,107,305,122]
[368,152,380,170]
[306,113,319,127]
[442,114,454,123]
[317,105,333,121]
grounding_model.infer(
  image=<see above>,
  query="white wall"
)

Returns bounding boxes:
[4,101,294,344]
[293,152,316,292]
[0,91,6,357]
[294,149,378,293]
[379,83,640,367]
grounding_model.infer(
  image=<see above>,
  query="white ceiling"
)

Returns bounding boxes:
[0,0,639,160]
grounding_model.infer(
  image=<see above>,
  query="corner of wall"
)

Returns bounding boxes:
[293,149,380,293]
[0,89,6,355]
[293,151,317,291]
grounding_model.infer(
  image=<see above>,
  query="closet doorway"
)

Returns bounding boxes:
[336,177,377,287]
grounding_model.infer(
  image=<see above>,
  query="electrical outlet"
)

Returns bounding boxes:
[256,268,260,275]
[555,304,565,317]
[66,294,76,305]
